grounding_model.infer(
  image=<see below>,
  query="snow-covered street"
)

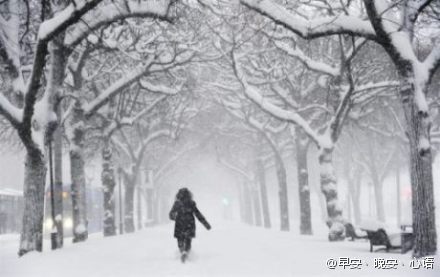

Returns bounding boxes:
[1,222,438,277]
[1,1,440,276]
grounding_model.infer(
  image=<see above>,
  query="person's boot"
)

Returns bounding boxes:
[181,251,188,263]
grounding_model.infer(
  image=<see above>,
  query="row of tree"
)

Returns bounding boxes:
[0,0,438,258]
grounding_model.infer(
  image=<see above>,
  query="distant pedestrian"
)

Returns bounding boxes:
[169,188,211,262]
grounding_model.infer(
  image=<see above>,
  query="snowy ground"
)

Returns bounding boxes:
[1,222,439,277]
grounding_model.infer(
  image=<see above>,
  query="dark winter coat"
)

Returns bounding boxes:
[169,199,211,239]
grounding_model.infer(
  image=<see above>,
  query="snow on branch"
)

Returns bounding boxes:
[240,0,376,39]
[111,136,132,159]
[139,80,182,95]
[18,0,104,135]
[154,142,199,181]
[121,96,168,126]
[39,0,104,41]
[84,56,155,116]
[353,80,399,94]
[363,0,437,107]
[274,40,339,77]
[0,94,23,125]
[136,129,175,158]
[241,113,288,156]
[231,52,330,148]
[269,83,298,109]
[218,157,253,181]
[247,116,287,134]
[64,0,174,48]
[103,95,168,137]
[221,96,287,136]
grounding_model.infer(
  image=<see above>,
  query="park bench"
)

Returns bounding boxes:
[364,228,395,252]
[363,227,414,253]
[400,224,414,254]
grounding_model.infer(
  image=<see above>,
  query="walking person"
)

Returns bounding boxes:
[169,188,211,262]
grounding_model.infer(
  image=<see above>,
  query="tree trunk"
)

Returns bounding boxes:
[318,147,344,240]
[137,185,142,230]
[346,193,352,223]
[101,143,116,236]
[250,184,262,227]
[242,182,254,225]
[70,150,88,242]
[69,104,88,243]
[295,130,312,235]
[372,177,385,222]
[396,166,401,228]
[349,174,362,225]
[274,154,290,231]
[50,35,67,249]
[399,73,437,257]
[256,159,271,228]
[146,188,153,223]
[160,193,169,223]
[18,148,47,256]
[53,118,64,248]
[152,189,159,224]
[237,182,245,223]
[366,137,385,222]
[123,174,136,233]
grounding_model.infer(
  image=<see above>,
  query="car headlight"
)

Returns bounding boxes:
[64,217,73,229]
[45,218,53,230]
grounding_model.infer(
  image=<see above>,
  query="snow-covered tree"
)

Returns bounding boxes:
[240,0,440,257]
[0,0,183,255]
[218,94,291,230]
[63,8,197,241]
[97,90,177,236]
[227,30,393,239]
[0,0,108,256]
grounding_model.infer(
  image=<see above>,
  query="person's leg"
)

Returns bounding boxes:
[177,238,184,253]
[179,237,189,262]
[185,238,192,252]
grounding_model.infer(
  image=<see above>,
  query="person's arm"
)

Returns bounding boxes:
[193,202,211,230]
[169,201,179,221]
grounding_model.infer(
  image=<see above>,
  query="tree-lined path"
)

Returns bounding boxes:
[2,221,436,277]
[0,0,439,269]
